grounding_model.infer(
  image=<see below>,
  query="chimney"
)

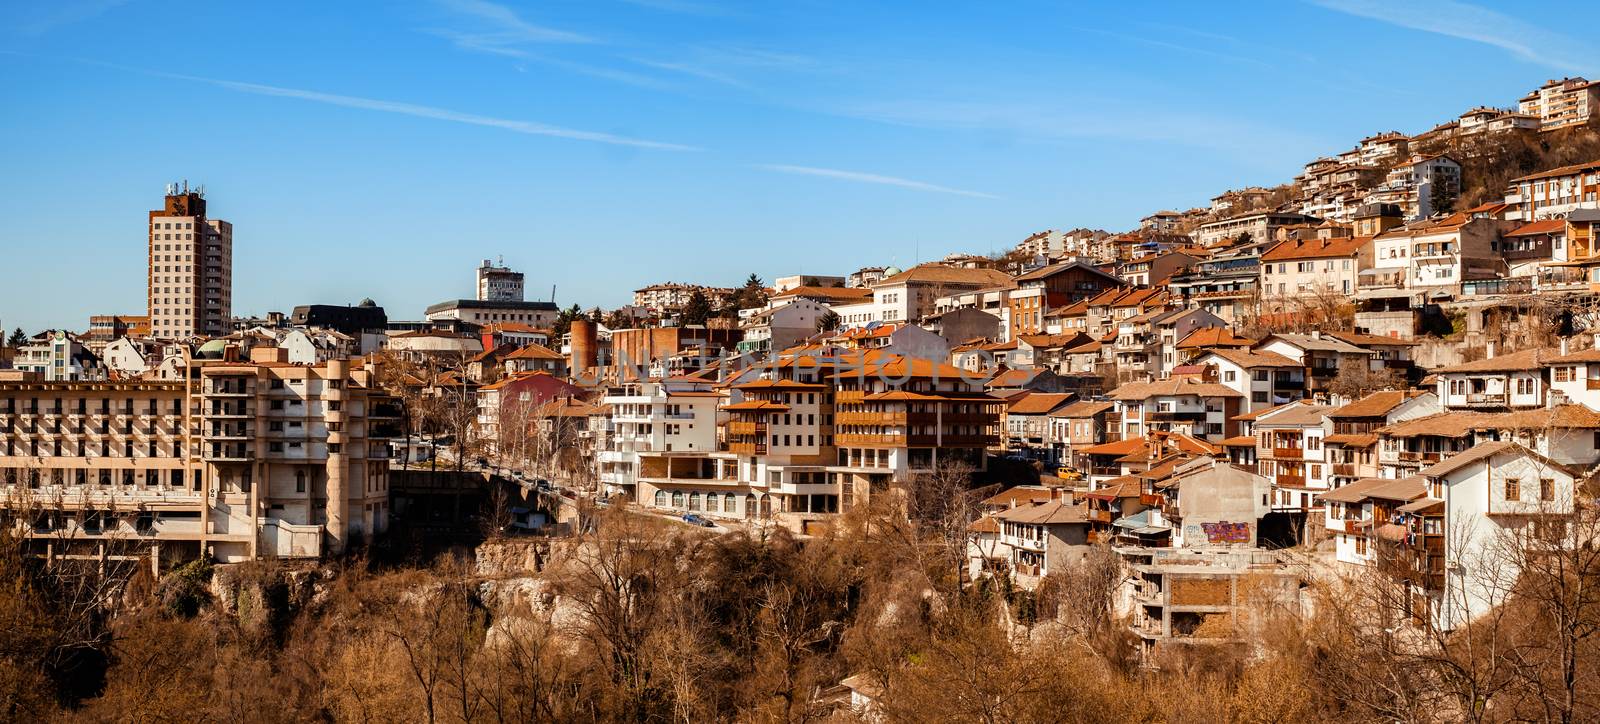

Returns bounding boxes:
[1486,340,1497,359]
[1310,330,1321,340]
[1561,337,1570,355]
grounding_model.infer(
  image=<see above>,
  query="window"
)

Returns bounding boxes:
[296,471,307,493]
[1224,370,1237,382]
[1540,478,1555,502]
[1556,366,1574,382]
[1504,477,1521,501]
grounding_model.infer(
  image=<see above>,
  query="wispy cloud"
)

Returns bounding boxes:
[429,0,591,57]
[626,46,822,89]
[15,0,129,36]
[760,164,998,199]
[145,68,694,151]
[207,77,696,150]
[1309,0,1596,73]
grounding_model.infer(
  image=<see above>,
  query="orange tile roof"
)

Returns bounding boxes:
[1176,326,1254,349]
[1506,219,1566,237]
[1006,392,1077,415]
[505,343,563,360]
[1260,236,1370,262]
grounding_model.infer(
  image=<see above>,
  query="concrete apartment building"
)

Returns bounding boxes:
[1504,160,1600,221]
[0,348,401,568]
[632,283,735,312]
[596,379,721,498]
[1518,77,1600,132]
[424,299,559,328]
[476,258,525,302]
[148,184,232,339]
[832,263,1015,326]
[1193,211,1320,248]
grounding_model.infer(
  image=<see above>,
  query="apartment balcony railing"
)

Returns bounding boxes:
[1277,475,1306,488]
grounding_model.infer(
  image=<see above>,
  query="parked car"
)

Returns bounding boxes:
[682,513,715,528]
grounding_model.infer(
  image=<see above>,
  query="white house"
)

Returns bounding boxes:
[1417,443,1578,630]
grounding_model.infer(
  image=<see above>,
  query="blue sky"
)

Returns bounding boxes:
[1,0,1596,334]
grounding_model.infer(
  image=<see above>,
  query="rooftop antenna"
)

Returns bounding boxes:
[550,284,556,304]
[498,254,504,267]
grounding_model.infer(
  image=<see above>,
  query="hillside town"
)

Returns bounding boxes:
[7,75,1600,720]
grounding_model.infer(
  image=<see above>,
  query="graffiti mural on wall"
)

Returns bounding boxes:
[1200,521,1251,544]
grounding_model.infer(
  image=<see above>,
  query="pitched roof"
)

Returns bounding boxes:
[1260,235,1371,262]
[994,499,1089,525]
[1176,326,1254,349]
[1051,400,1115,419]
[1511,160,1600,183]
[1259,333,1372,355]
[772,285,875,303]
[1328,390,1425,419]
[875,264,1014,288]
[981,485,1057,507]
[1437,347,1559,373]
[987,368,1045,388]
[1417,441,1519,478]
[1202,348,1302,369]
[1110,378,1243,400]
[1006,392,1078,415]
[1255,404,1336,427]
[1543,345,1600,364]
[1232,400,1306,421]
[505,343,564,361]
[1377,411,1485,438]
[1318,476,1427,503]
[1506,219,1567,237]
[1013,260,1124,284]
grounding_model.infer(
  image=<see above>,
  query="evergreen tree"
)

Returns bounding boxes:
[734,273,768,309]
[6,327,24,348]
[816,310,841,333]
[681,290,714,327]
[1430,180,1458,216]
[551,304,584,339]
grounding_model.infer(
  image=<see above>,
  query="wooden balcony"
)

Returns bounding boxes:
[1277,475,1305,488]
[1586,379,1600,391]
[1272,447,1304,460]
[1462,392,1507,408]
[1139,493,1163,506]
[1332,463,1356,477]
[1087,509,1113,524]
[1343,519,1365,534]
[835,433,903,446]
[1398,451,1443,463]
[835,411,905,426]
